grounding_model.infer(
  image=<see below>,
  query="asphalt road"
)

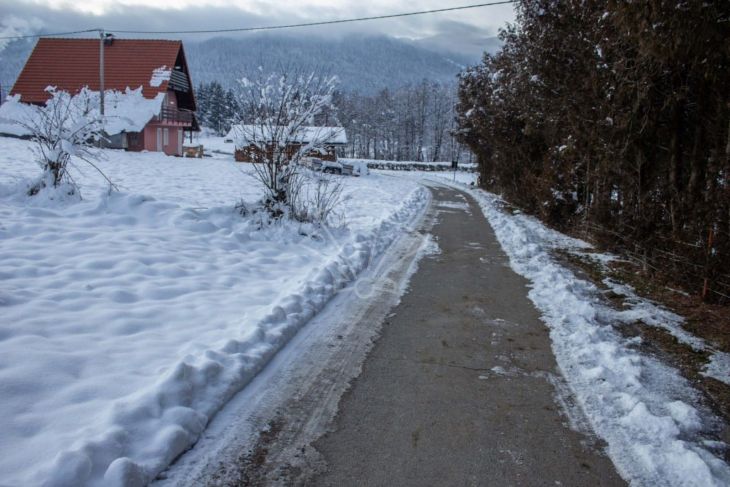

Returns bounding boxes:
[157,183,625,487]
[311,184,624,486]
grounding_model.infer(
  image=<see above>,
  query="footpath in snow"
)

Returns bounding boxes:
[454,183,730,487]
[0,138,428,486]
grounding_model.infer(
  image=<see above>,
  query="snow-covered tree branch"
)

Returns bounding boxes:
[11,87,114,196]
[232,68,342,221]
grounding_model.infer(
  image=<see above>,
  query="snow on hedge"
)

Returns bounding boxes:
[469,188,730,487]
[0,138,427,486]
[0,87,165,137]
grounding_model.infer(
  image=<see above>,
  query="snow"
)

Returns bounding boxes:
[603,278,707,351]
[0,88,165,137]
[103,89,166,134]
[150,66,171,88]
[702,352,730,386]
[225,125,348,146]
[593,266,729,387]
[380,168,478,186]
[341,159,369,176]
[192,132,236,156]
[0,94,35,136]
[0,137,427,486]
[464,188,730,487]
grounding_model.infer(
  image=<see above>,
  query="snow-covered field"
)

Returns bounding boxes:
[0,137,427,486]
[462,186,730,487]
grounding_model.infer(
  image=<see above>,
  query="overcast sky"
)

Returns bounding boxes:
[0,0,515,48]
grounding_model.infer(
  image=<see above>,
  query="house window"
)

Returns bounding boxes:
[163,128,169,146]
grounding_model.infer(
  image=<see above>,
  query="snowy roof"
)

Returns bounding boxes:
[149,66,172,88]
[10,38,186,104]
[0,87,166,137]
[225,125,348,146]
[104,89,167,134]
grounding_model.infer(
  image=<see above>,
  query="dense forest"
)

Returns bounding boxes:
[456,0,730,302]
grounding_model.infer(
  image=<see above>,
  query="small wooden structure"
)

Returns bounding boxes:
[183,145,204,158]
[225,125,347,163]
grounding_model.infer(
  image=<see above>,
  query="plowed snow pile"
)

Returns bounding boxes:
[468,188,730,487]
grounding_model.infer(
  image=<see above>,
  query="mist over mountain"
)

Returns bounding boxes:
[1,33,499,97]
[183,34,484,93]
[412,32,501,61]
[0,37,35,99]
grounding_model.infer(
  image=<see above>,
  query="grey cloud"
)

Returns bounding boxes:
[0,0,513,45]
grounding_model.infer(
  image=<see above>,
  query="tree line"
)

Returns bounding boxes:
[333,81,471,163]
[456,0,730,302]
[195,79,472,163]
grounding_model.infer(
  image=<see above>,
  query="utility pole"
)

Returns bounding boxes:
[99,29,105,116]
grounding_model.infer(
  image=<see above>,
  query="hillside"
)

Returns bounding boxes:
[183,35,473,93]
[0,34,498,97]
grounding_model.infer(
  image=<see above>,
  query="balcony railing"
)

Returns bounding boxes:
[158,107,194,125]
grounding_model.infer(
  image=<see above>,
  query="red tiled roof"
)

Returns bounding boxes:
[10,38,184,104]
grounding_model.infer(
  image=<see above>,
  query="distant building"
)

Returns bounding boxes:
[9,38,198,156]
[225,125,347,163]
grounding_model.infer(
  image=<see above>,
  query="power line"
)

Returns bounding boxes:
[0,28,101,40]
[0,1,514,40]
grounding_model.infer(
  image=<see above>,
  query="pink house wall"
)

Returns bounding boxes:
[141,122,184,156]
[123,92,189,156]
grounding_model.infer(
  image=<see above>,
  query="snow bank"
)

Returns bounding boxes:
[0,138,427,486]
[468,189,730,486]
[0,94,36,136]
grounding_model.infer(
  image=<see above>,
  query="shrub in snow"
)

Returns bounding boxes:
[232,69,342,222]
[296,171,345,224]
[12,87,115,197]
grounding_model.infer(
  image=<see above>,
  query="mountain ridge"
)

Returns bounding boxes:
[1,34,498,97]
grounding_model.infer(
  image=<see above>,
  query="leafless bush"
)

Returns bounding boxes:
[231,68,342,221]
[294,171,344,224]
[14,87,115,196]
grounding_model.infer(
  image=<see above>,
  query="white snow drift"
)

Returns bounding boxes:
[0,138,427,486]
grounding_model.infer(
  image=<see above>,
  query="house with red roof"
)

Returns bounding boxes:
[9,37,198,156]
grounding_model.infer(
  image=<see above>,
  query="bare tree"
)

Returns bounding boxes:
[232,68,342,221]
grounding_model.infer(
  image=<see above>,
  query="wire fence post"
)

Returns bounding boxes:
[702,226,714,301]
